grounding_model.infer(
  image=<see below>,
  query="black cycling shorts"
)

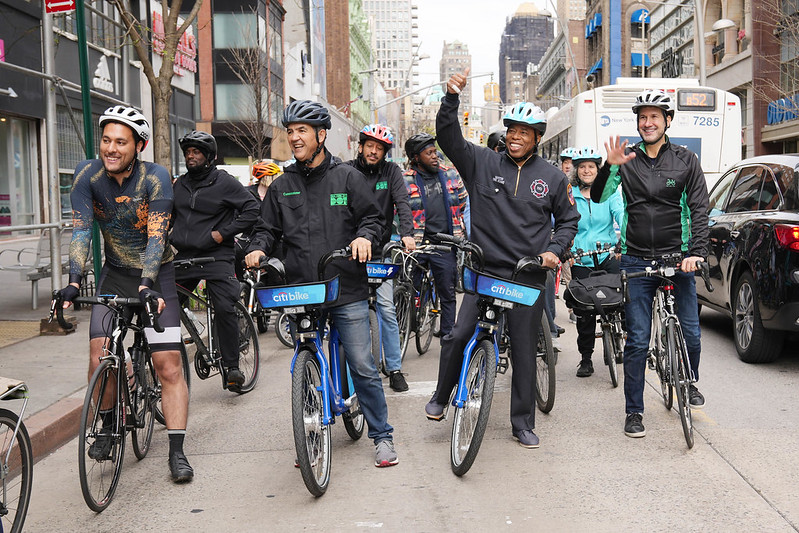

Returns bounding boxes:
[89,262,182,353]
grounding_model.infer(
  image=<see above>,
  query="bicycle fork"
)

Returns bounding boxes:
[453,328,500,409]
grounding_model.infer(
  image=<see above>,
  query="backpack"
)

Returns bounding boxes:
[565,270,624,319]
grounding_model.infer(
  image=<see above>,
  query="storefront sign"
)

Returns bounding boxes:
[660,47,684,78]
[92,55,114,92]
[151,7,197,78]
[767,95,799,125]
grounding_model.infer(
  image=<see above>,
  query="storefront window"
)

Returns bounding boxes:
[0,116,38,233]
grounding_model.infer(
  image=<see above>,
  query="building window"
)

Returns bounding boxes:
[214,13,258,49]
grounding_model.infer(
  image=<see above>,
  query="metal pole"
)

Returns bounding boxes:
[695,0,707,85]
[75,0,103,280]
[42,6,62,295]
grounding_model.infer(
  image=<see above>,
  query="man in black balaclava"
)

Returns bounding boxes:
[171,131,259,391]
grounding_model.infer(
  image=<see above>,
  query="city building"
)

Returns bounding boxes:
[499,3,554,104]
[362,0,419,93]
[349,0,373,127]
[536,0,587,107]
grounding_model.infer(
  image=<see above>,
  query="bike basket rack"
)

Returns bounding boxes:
[255,275,340,310]
[462,266,541,307]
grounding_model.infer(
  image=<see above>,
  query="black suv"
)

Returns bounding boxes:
[696,155,799,363]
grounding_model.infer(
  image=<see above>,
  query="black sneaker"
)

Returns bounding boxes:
[389,371,409,392]
[576,360,594,377]
[425,393,447,421]
[88,429,114,460]
[624,413,646,438]
[226,367,245,389]
[169,451,194,483]
[556,324,566,335]
[689,384,705,409]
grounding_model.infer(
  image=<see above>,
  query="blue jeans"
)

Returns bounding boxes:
[328,299,394,443]
[544,270,558,336]
[621,255,702,415]
[376,279,403,373]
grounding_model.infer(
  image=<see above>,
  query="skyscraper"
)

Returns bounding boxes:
[440,41,472,118]
[362,0,418,93]
[499,3,554,103]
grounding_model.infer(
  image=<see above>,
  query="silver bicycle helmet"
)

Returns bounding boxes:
[559,147,578,161]
[282,100,332,129]
[99,106,151,149]
[632,89,675,119]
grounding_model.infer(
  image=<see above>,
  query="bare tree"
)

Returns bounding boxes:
[750,0,788,112]
[220,9,274,161]
[111,0,203,168]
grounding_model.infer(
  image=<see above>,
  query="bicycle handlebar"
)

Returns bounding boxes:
[432,233,485,270]
[49,292,164,333]
[317,247,352,281]
[173,257,216,269]
[621,260,714,299]
[512,255,549,279]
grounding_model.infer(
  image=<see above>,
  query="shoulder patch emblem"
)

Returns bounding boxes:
[566,183,575,205]
[531,179,549,198]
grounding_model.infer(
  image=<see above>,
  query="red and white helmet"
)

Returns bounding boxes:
[359,124,394,148]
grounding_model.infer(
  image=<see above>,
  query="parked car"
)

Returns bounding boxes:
[696,155,799,363]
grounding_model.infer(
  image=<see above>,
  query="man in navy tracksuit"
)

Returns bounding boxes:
[171,131,259,390]
[425,69,579,449]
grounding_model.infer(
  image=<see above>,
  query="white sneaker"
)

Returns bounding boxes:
[551,338,561,352]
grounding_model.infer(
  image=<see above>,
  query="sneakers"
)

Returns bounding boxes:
[88,428,114,460]
[551,338,562,352]
[424,393,447,421]
[569,311,577,323]
[169,451,194,483]
[389,371,409,392]
[624,413,646,438]
[555,324,566,335]
[226,367,245,389]
[576,360,594,377]
[689,384,705,408]
[375,440,398,467]
[513,429,540,449]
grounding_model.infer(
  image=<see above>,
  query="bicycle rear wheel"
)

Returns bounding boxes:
[79,359,125,513]
[369,307,386,376]
[234,300,260,393]
[131,351,156,459]
[275,311,294,348]
[668,320,694,448]
[153,343,191,426]
[451,339,497,476]
[393,285,412,360]
[340,349,364,440]
[0,408,32,533]
[292,350,331,496]
[415,278,438,355]
[602,325,619,388]
[535,325,556,413]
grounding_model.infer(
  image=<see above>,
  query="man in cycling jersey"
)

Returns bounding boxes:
[428,69,579,449]
[402,133,468,338]
[245,100,399,467]
[171,131,259,390]
[346,124,415,392]
[592,89,710,438]
[58,106,193,482]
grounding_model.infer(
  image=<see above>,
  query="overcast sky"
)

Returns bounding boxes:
[415,1,549,105]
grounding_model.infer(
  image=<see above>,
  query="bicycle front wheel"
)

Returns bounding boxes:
[369,307,386,376]
[451,339,497,476]
[668,320,694,448]
[131,352,156,460]
[0,408,32,533]
[602,325,619,388]
[292,350,331,496]
[393,284,413,361]
[275,311,294,348]
[535,325,556,413]
[79,359,125,512]
[415,279,438,355]
[234,301,260,393]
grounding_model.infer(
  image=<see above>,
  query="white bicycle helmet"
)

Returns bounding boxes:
[99,106,151,149]
[632,89,675,119]
[572,146,603,166]
[503,102,547,134]
[559,147,578,161]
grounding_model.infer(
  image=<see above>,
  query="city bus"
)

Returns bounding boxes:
[539,77,742,187]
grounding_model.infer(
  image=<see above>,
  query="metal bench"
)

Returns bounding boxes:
[0,228,71,310]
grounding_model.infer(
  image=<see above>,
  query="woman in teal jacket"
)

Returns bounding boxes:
[569,147,624,377]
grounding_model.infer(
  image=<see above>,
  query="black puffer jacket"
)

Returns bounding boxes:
[248,151,383,306]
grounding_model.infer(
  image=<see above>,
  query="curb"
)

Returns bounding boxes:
[25,391,84,464]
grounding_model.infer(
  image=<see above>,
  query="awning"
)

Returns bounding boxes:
[631,8,650,23]
[631,53,651,67]
[594,13,602,28]
[587,58,604,76]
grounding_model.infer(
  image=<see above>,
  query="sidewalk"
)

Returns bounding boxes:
[0,258,90,464]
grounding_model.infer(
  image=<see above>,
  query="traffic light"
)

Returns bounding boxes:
[463,111,469,126]
[480,133,484,143]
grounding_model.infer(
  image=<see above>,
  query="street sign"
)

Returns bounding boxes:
[45,0,76,14]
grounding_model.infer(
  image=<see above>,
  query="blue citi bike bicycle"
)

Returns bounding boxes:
[365,255,400,376]
[436,234,548,476]
[253,249,365,496]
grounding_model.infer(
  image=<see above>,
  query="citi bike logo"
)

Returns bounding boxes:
[491,283,525,300]
[367,264,396,277]
[272,290,311,303]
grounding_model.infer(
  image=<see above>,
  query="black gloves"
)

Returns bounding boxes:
[58,285,80,303]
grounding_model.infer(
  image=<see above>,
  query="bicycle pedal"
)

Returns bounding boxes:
[430,309,440,314]
[497,356,510,374]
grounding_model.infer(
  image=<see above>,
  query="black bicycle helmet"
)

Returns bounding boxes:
[282,100,332,129]
[487,131,506,151]
[179,130,218,162]
[405,133,436,159]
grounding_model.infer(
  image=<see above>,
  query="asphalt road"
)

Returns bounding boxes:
[24,299,799,532]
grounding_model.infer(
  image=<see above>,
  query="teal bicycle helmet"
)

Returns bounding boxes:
[572,146,602,167]
[503,102,547,134]
[559,147,577,161]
